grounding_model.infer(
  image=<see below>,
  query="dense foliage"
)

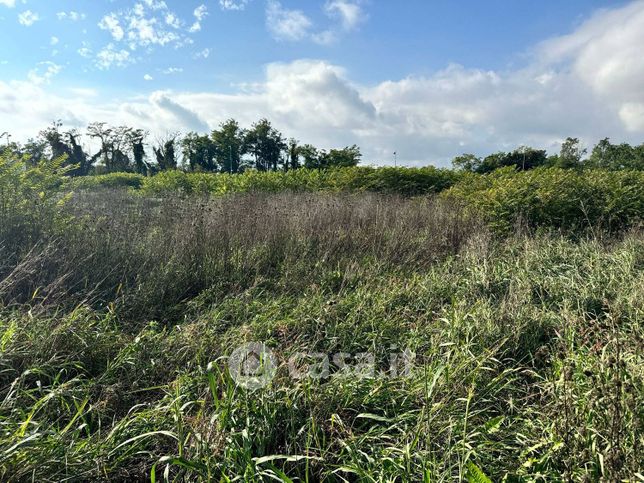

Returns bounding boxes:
[444,167,644,233]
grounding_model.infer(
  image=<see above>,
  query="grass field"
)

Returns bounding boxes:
[1,160,643,481]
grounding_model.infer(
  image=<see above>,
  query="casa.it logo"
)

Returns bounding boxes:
[228,342,278,390]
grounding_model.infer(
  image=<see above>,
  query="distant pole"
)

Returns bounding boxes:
[394,151,397,167]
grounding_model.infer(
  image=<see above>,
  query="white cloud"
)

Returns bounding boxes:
[144,74,154,81]
[50,36,59,46]
[266,0,312,41]
[194,48,210,59]
[162,67,183,74]
[78,47,92,58]
[97,1,198,55]
[126,13,180,47]
[99,14,124,41]
[57,11,86,21]
[189,4,208,32]
[536,0,644,133]
[95,44,133,70]
[18,10,39,26]
[266,0,364,44]
[324,0,364,31]
[0,0,16,8]
[194,5,208,21]
[2,1,644,166]
[165,13,181,29]
[143,0,168,11]
[220,0,250,11]
[27,62,62,85]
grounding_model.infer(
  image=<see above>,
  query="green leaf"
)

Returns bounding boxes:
[465,462,492,483]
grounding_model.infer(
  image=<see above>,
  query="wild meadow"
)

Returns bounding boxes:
[0,151,642,481]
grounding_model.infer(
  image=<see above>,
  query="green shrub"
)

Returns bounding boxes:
[139,167,461,197]
[0,151,71,258]
[444,167,644,232]
[66,172,145,190]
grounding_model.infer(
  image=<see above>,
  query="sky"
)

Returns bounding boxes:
[1,0,643,166]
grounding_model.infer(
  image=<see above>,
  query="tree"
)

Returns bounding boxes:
[476,152,506,173]
[87,123,133,173]
[287,138,301,171]
[244,118,286,172]
[474,148,547,174]
[506,146,548,171]
[128,129,149,175]
[39,121,90,175]
[153,134,179,171]
[212,119,244,173]
[66,130,91,175]
[452,153,481,172]
[300,144,320,169]
[21,138,48,167]
[319,145,361,169]
[589,138,644,170]
[181,132,218,172]
[556,137,587,169]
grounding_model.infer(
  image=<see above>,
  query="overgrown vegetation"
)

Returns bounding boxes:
[0,150,642,481]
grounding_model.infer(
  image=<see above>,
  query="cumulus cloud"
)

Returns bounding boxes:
[536,0,644,133]
[324,0,365,31]
[0,0,16,7]
[18,10,39,26]
[148,92,210,132]
[266,0,365,45]
[2,1,644,166]
[266,0,313,41]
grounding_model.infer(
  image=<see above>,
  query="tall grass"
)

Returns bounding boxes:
[1,191,481,321]
[1,226,642,481]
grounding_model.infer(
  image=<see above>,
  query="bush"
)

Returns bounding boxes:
[0,151,70,261]
[138,167,461,197]
[66,172,145,190]
[444,167,644,233]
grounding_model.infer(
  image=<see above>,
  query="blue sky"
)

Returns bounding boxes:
[1,0,643,165]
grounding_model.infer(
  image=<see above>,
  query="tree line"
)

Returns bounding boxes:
[0,118,362,176]
[452,137,644,173]
[2,124,642,176]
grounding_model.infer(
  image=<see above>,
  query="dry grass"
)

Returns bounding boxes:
[1,191,484,321]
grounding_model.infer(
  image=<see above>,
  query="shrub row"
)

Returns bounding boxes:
[443,166,644,233]
[66,172,146,190]
[65,167,461,196]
